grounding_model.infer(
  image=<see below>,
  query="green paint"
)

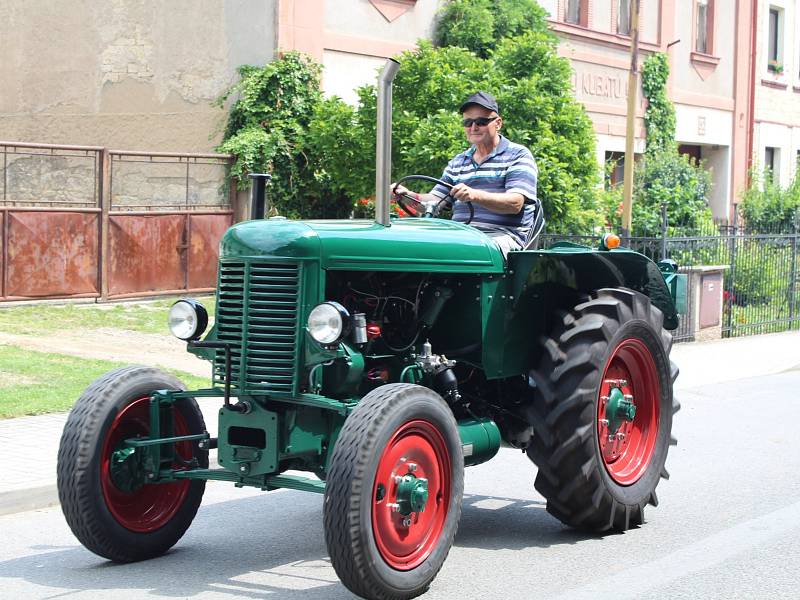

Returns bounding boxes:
[217,402,280,476]
[457,418,501,467]
[606,387,636,434]
[163,216,684,488]
[396,474,429,515]
[173,469,326,494]
[109,446,142,493]
[220,218,505,273]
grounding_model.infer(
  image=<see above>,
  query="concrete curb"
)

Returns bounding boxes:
[0,485,60,516]
[0,458,223,517]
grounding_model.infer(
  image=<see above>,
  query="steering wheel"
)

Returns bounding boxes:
[391,175,474,225]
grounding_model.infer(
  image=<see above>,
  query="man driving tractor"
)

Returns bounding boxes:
[392,91,540,255]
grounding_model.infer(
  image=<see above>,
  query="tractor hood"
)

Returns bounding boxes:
[220,218,505,273]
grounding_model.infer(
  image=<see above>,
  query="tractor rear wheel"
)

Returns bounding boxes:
[324,383,463,600]
[57,366,207,562]
[526,288,679,531]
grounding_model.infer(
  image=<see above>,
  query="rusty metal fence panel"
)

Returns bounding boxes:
[106,151,233,298]
[1,141,234,302]
[1,143,103,300]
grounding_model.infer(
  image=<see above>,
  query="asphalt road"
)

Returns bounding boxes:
[2,370,799,599]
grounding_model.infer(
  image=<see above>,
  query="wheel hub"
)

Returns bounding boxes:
[605,386,636,434]
[109,446,145,494]
[395,472,429,516]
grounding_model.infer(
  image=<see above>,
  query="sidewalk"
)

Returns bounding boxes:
[1,330,798,516]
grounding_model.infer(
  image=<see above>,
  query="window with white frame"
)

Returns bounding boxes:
[695,0,713,54]
[618,0,631,35]
[767,6,783,73]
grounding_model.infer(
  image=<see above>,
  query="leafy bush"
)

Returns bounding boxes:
[740,168,800,233]
[215,52,352,219]
[732,240,792,306]
[434,0,550,58]
[602,150,713,235]
[641,53,676,157]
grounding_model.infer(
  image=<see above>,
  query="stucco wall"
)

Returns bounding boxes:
[0,0,277,152]
[753,0,800,186]
[317,0,445,103]
[671,0,736,99]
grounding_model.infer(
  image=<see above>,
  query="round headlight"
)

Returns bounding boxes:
[308,302,350,345]
[168,299,208,341]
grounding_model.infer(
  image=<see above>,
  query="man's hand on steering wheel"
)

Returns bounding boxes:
[390,175,474,224]
[450,183,483,204]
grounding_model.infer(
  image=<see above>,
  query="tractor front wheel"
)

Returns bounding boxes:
[526,288,679,531]
[57,366,208,562]
[324,384,464,600]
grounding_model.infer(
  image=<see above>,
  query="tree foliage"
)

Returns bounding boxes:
[307,32,600,231]
[434,0,550,58]
[215,52,352,218]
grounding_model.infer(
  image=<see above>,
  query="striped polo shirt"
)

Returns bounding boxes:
[430,135,538,243]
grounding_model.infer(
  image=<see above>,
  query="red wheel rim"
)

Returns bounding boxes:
[597,338,660,485]
[101,397,192,532]
[371,420,451,570]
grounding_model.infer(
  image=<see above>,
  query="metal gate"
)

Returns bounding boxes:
[1,142,234,302]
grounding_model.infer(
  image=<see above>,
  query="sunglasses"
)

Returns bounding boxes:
[462,116,498,127]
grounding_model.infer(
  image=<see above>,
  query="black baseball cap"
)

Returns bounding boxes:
[459,91,500,115]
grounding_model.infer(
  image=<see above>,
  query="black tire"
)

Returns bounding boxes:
[526,288,679,531]
[324,383,464,600]
[57,365,208,562]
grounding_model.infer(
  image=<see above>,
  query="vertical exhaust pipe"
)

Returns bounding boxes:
[249,172,272,220]
[375,58,400,227]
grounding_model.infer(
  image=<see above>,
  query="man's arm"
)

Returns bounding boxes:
[450,186,524,214]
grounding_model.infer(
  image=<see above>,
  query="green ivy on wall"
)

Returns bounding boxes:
[641,52,676,156]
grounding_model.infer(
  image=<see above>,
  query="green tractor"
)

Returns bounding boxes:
[57,61,684,600]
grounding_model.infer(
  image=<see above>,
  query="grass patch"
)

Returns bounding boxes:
[0,295,216,336]
[0,345,211,418]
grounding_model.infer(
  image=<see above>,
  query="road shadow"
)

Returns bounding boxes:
[0,489,613,598]
[456,492,610,550]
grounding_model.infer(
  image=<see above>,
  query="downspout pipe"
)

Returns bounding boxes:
[375,58,401,227]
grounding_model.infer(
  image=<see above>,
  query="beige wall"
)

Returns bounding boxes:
[753,0,800,186]
[0,0,277,152]
[276,0,445,104]
[671,0,736,99]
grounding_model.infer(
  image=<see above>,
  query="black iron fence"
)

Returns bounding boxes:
[541,207,800,343]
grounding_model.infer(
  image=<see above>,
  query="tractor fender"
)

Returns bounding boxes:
[480,246,679,380]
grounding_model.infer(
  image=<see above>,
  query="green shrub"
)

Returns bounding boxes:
[218,3,599,229]
[434,0,550,58]
[602,149,712,236]
[600,53,712,235]
[215,52,352,219]
[731,240,792,306]
[641,53,676,157]
[740,168,800,233]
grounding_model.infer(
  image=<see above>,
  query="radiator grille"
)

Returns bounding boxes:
[214,260,300,394]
